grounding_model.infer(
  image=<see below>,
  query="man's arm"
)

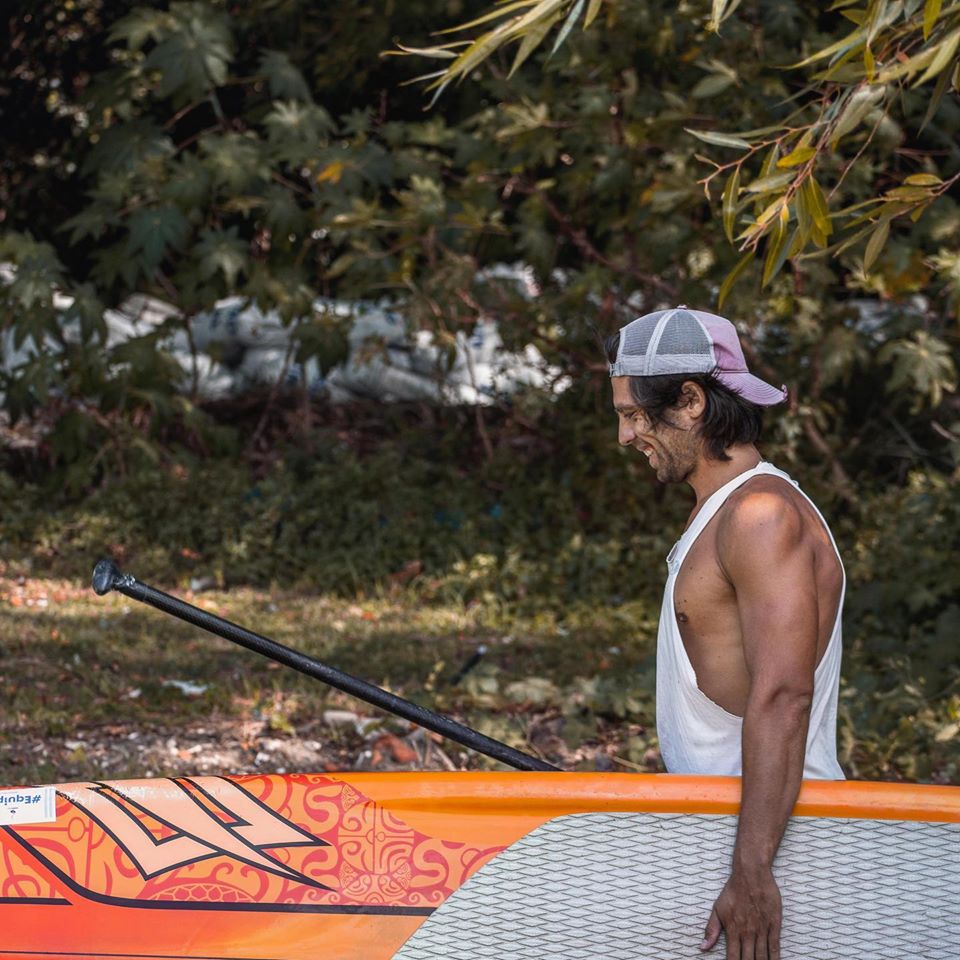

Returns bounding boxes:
[701,490,819,960]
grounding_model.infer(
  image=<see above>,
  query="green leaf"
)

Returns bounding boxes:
[876,44,938,82]
[91,242,142,289]
[743,171,795,193]
[707,0,743,31]
[709,0,730,31]
[915,28,960,86]
[126,205,190,268]
[717,250,755,309]
[389,42,464,59]
[786,225,806,258]
[863,217,890,271]
[60,284,108,345]
[756,197,785,227]
[263,187,306,236]
[83,119,174,176]
[762,210,791,286]
[777,145,816,168]
[903,173,942,186]
[201,133,268,192]
[61,207,114,246]
[259,50,312,101]
[509,14,560,77]
[690,73,737,98]
[722,168,740,242]
[795,185,813,244]
[442,23,518,82]
[919,65,952,131]
[1,235,64,311]
[790,27,865,68]
[159,155,213,208]
[195,226,248,290]
[507,0,570,35]
[683,128,752,149]
[439,0,566,85]
[865,0,903,45]
[884,185,934,201]
[107,8,174,49]
[265,101,336,148]
[831,86,884,145]
[758,144,780,178]
[803,178,834,237]
[584,0,604,27]
[924,0,943,40]
[879,332,957,409]
[551,0,586,55]
[143,2,235,102]
[435,0,539,35]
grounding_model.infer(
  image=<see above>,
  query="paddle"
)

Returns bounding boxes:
[92,559,558,772]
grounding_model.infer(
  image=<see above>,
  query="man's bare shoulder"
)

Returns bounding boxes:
[715,476,808,566]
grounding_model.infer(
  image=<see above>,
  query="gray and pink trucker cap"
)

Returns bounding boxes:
[608,305,788,406]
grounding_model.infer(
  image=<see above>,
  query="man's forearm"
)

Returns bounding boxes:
[733,692,811,871]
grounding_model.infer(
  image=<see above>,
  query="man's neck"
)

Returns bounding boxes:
[686,444,763,507]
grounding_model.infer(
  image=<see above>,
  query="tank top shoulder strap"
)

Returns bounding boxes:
[667,462,777,575]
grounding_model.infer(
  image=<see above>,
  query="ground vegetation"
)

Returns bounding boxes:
[0,0,957,785]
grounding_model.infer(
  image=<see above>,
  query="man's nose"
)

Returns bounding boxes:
[618,419,635,446]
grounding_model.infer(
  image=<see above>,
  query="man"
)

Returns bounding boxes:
[606,306,845,960]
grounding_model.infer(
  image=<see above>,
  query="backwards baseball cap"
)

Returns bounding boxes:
[608,305,787,406]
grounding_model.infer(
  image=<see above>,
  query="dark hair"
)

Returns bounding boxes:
[604,331,763,461]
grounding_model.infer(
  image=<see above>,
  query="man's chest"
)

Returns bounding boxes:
[672,523,736,629]
[671,523,749,709]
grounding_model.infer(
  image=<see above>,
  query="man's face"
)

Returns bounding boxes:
[611,376,701,485]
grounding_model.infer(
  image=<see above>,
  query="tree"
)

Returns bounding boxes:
[399,0,960,301]
[1,0,957,487]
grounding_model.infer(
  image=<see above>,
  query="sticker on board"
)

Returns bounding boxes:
[0,787,56,825]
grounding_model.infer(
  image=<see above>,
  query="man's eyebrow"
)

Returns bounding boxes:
[614,403,639,413]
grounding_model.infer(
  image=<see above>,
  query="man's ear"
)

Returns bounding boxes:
[677,380,707,420]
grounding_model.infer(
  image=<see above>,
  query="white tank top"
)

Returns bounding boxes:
[656,461,845,780]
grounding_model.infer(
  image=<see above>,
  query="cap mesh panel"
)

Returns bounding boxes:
[656,311,712,356]
[621,315,661,358]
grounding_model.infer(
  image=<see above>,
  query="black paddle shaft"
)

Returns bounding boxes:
[92,560,558,772]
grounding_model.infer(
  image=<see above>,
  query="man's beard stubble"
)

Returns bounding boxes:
[651,427,700,485]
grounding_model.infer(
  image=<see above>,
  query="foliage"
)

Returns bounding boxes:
[402,0,960,302]
[2,0,956,493]
[0,398,675,605]
[390,0,608,101]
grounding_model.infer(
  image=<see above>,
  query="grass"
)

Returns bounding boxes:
[4,562,958,787]
[1,410,958,787]
[0,573,659,786]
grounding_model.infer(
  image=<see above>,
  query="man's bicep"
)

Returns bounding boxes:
[719,494,819,694]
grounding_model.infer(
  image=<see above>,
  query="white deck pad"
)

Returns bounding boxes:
[395,812,959,959]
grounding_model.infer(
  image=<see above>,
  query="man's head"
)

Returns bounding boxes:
[606,306,787,482]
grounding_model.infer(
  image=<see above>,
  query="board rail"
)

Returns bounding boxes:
[1,773,958,960]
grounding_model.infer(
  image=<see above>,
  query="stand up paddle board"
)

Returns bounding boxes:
[2,772,958,959]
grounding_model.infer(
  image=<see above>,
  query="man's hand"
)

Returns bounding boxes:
[700,865,782,960]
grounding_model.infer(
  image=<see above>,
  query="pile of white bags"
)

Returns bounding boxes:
[0,263,569,406]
